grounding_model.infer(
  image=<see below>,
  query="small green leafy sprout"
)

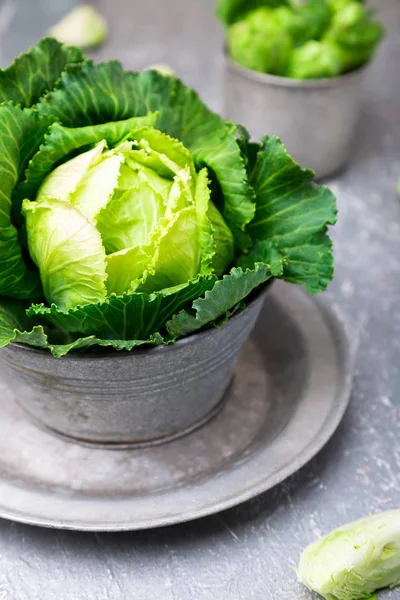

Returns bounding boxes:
[217,0,384,78]
[0,38,336,357]
[227,8,292,75]
[48,5,108,50]
[297,509,400,600]
[288,40,342,78]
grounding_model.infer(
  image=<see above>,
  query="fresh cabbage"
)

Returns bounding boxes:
[298,510,400,600]
[288,41,342,79]
[0,39,336,356]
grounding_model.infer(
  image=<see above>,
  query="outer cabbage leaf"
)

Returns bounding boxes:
[45,333,165,359]
[166,264,272,338]
[0,104,54,299]
[37,63,255,249]
[237,240,286,276]
[22,197,107,309]
[0,296,164,358]
[0,298,49,350]
[28,277,216,341]
[0,37,83,107]
[247,136,337,293]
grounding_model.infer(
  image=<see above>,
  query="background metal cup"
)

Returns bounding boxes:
[0,288,268,448]
[223,53,369,179]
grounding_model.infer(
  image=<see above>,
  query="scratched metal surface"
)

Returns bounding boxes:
[0,0,399,599]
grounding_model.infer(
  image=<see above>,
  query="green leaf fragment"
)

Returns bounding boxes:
[28,276,216,341]
[0,37,83,108]
[0,104,54,299]
[166,264,271,338]
[48,6,108,50]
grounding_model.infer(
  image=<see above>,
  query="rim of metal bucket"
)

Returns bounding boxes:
[224,48,371,89]
[8,281,272,361]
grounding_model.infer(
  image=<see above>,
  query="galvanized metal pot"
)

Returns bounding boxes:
[0,289,268,447]
[224,54,369,179]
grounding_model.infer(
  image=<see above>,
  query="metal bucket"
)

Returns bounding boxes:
[224,54,369,179]
[0,288,268,448]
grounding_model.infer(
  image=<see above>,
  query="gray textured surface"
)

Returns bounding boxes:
[0,0,399,598]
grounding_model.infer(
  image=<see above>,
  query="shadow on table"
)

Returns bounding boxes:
[0,385,357,558]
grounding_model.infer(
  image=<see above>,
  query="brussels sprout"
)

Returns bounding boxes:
[228,8,292,75]
[276,0,331,47]
[287,40,341,78]
[298,509,400,600]
[324,2,385,72]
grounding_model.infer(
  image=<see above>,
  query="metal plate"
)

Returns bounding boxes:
[0,281,352,531]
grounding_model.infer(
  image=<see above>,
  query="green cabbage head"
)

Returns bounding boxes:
[22,127,234,309]
[298,509,400,600]
[0,38,337,357]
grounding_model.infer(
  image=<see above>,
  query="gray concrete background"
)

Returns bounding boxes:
[0,0,399,598]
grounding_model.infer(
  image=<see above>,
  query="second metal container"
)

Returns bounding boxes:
[224,55,369,179]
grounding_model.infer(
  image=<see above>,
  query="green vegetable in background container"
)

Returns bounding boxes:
[276,0,331,47]
[328,0,365,14]
[217,0,384,78]
[324,2,385,73]
[288,40,342,79]
[298,509,400,600]
[0,38,336,357]
[228,8,292,74]
[216,0,289,26]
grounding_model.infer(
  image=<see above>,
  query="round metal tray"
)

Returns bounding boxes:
[0,281,352,531]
